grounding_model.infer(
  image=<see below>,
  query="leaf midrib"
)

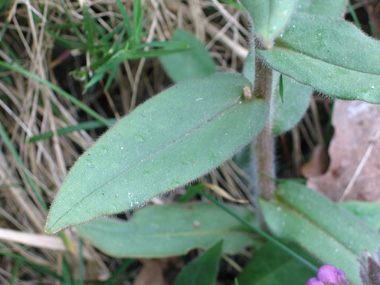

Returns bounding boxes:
[265,46,380,76]
[88,229,256,238]
[51,96,244,229]
[277,201,358,257]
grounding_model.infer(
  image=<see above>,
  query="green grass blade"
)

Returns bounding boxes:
[59,0,85,45]
[347,3,361,28]
[0,122,47,210]
[10,260,20,285]
[79,237,84,285]
[133,0,143,46]
[28,119,117,143]
[94,41,189,75]
[199,191,318,273]
[62,258,72,284]
[116,0,133,42]
[46,30,85,49]
[0,251,64,281]
[174,240,223,285]
[238,243,318,285]
[272,72,312,135]
[103,259,134,285]
[83,5,96,55]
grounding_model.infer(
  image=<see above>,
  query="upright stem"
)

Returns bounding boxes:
[253,56,275,200]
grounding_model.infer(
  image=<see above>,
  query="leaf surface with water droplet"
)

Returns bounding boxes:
[77,203,260,257]
[259,181,380,284]
[45,73,269,233]
[258,13,380,103]
[240,0,297,48]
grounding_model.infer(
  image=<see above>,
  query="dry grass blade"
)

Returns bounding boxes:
[0,228,66,251]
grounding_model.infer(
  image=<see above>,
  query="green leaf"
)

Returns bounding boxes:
[341,201,380,231]
[93,40,189,75]
[0,251,64,281]
[77,203,260,257]
[272,72,312,135]
[133,0,143,46]
[45,73,269,233]
[116,0,133,41]
[257,13,380,104]
[297,0,347,18]
[240,0,297,48]
[238,243,316,285]
[242,47,255,85]
[160,29,216,82]
[174,240,223,285]
[258,181,380,284]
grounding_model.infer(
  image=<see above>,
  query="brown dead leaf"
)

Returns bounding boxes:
[134,260,165,285]
[203,183,248,204]
[301,144,330,178]
[134,258,183,285]
[307,100,380,202]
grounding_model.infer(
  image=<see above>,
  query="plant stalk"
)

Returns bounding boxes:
[253,56,275,200]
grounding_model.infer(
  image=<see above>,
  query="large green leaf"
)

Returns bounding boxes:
[297,0,347,18]
[240,0,297,49]
[341,201,380,231]
[174,240,222,285]
[258,13,380,104]
[238,243,316,285]
[272,72,312,134]
[258,181,380,284]
[76,203,260,257]
[160,29,216,83]
[45,73,269,233]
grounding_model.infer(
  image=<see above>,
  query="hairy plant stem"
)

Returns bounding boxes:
[254,56,275,200]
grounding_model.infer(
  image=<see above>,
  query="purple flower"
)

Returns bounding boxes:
[318,265,341,283]
[306,265,349,285]
[306,277,324,285]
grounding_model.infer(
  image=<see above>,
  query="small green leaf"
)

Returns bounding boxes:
[95,41,190,74]
[45,73,269,233]
[258,13,380,103]
[238,243,317,285]
[258,181,380,284]
[77,203,260,257]
[272,72,312,135]
[240,0,297,48]
[341,201,380,231]
[160,29,216,82]
[174,240,223,285]
[297,0,347,18]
